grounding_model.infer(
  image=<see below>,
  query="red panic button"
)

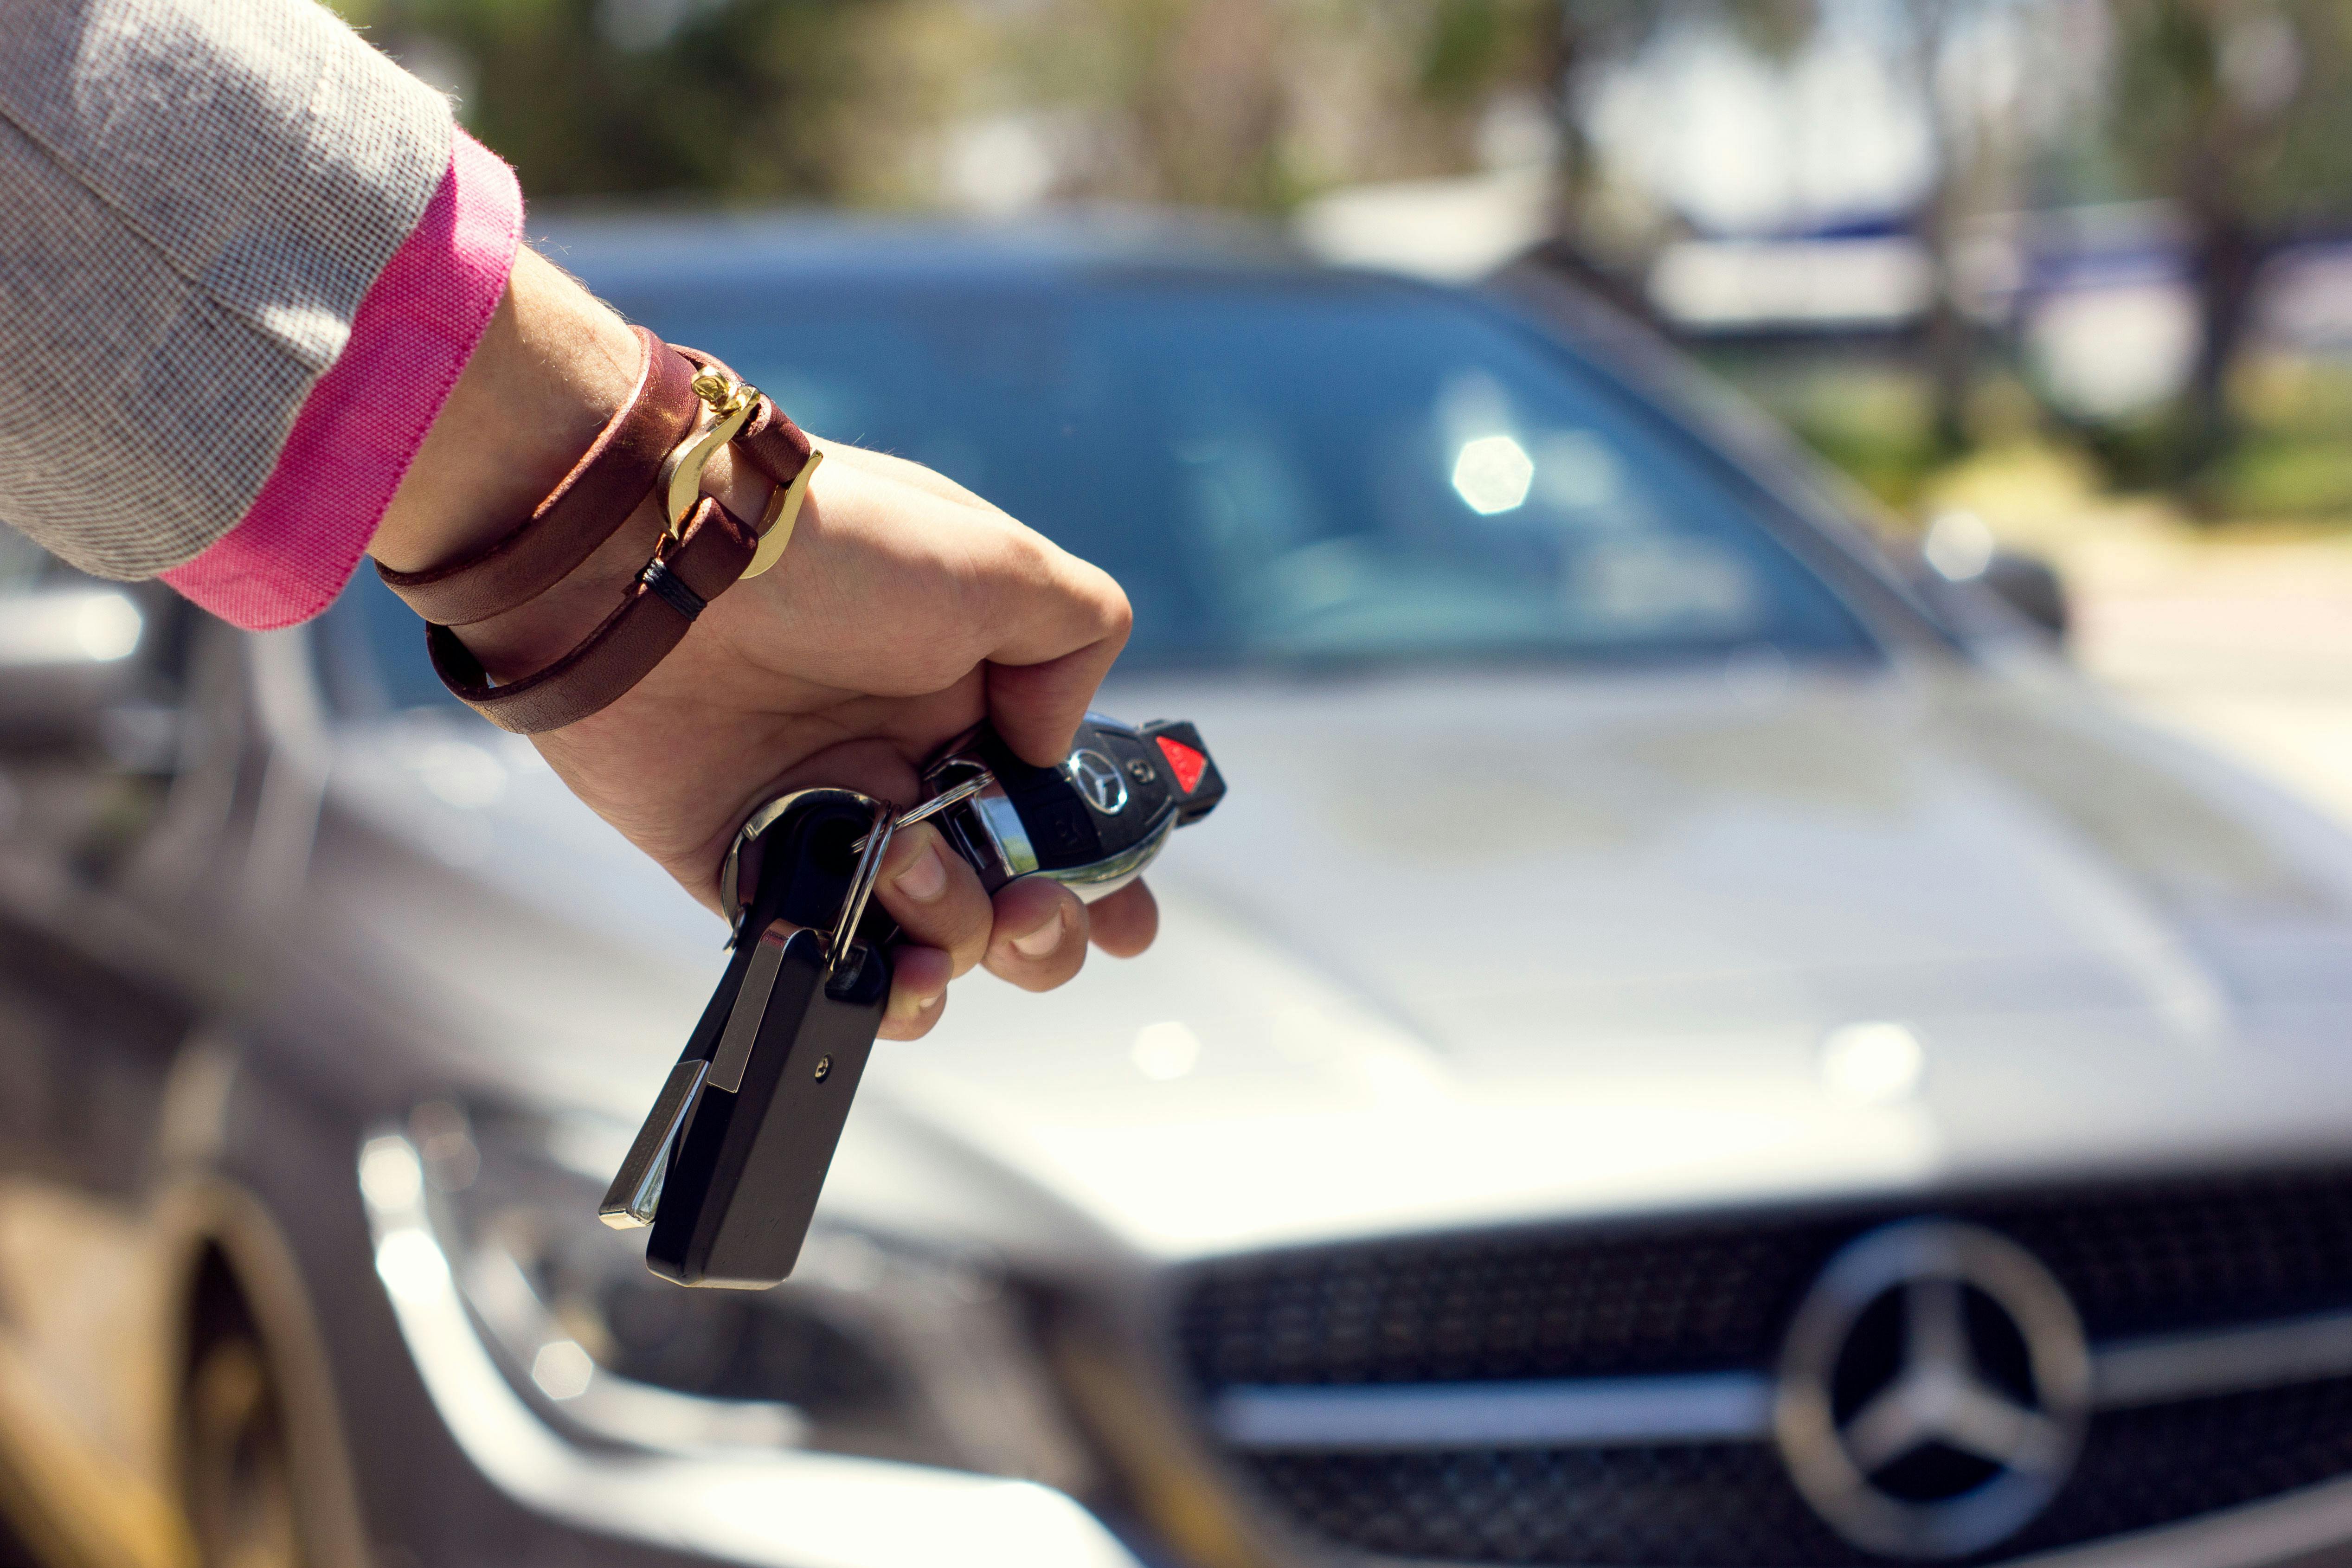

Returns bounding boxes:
[1156,736,1208,794]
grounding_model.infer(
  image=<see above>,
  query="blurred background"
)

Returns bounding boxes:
[14,12,2352,1567]
[327,0,2352,818]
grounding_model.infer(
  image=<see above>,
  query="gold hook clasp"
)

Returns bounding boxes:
[659,373,762,540]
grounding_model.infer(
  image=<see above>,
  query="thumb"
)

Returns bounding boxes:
[986,643,1122,769]
[982,561,1133,768]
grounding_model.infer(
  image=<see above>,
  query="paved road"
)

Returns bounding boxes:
[2063,531,2352,827]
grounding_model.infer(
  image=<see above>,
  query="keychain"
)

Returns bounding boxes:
[599,713,1226,1287]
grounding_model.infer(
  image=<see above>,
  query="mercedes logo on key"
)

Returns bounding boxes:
[1069,749,1130,816]
[1774,1220,2092,1560]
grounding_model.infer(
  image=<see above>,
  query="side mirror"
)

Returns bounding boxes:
[1978,551,2069,640]
[0,581,167,747]
[1919,512,2069,642]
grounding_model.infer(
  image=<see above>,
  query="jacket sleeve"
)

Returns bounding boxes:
[0,0,465,589]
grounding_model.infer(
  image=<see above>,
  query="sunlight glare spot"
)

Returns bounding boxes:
[75,595,142,662]
[1819,1021,1927,1104]
[1452,434,1535,514]
[531,1339,595,1401]
[1133,1020,1202,1081]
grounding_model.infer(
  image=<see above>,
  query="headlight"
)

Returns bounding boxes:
[371,1100,1094,1495]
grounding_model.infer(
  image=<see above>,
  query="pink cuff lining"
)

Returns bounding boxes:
[161,130,523,630]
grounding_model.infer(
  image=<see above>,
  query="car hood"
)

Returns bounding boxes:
[317,661,2352,1263]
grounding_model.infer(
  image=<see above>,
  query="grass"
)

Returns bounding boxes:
[1701,345,2352,532]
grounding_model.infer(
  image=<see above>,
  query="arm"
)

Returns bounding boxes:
[0,0,1153,1037]
[0,0,453,585]
[369,248,1158,1039]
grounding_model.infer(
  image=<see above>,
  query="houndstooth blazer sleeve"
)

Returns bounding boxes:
[0,0,453,580]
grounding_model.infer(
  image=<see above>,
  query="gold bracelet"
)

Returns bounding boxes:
[658,367,820,580]
[743,447,822,580]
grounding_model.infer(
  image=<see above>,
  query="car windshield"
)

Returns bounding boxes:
[323,267,1874,712]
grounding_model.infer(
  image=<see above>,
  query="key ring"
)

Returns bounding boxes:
[828,797,896,976]
[849,769,994,853]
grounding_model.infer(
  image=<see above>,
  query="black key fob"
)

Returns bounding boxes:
[922,713,1226,900]
[646,924,887,1287]
[604,791,895,1287]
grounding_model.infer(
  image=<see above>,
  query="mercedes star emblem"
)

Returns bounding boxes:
[1774,1220,2092,1560]
[1069,749,1130,816]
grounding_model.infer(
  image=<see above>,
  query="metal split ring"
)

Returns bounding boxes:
[828,797,897,976]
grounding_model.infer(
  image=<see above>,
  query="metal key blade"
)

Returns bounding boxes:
[599,1056,711,1229]
[711,923,794,1093]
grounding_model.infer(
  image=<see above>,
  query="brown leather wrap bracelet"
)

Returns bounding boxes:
[675,347,814,491]
[388,334,817,735]
[426,495,757,733]
[376,328,701,627]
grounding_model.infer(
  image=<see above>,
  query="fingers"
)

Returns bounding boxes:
[727,739,1128,1034]
[1086,880,1159,958]
[879,943,951,1041]
[890,871,1112,1029]
[872,822,992,979]
[865,809,994,1039]
[887,870,1131,1030]
[983,878,1090,992]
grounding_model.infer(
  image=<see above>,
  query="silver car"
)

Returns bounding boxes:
[5,219,2352,1568]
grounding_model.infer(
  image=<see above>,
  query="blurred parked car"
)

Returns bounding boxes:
[6,218,2352,1568]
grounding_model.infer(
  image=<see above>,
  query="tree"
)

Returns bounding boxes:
[1902,1,1972,456]
[324,0,969,203]
[989,0,1547,209]
[2102,0,2352,481]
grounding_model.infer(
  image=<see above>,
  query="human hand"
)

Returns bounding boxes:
[371,251,1158,1037]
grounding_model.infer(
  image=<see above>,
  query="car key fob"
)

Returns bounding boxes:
[921,713,1226,900]
[602,713,1225,1288]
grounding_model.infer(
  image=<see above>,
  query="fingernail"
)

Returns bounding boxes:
[918,991,943,1014]
[1012,910,1066,959]
[894,841,948,903]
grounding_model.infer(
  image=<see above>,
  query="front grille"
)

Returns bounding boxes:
[1238,1377,2352,1566]
[1180,1168,2352,1390]
[2013,1374,2352,1556]
[1180,1168,2352,1565]
[1180,1213,1844,1389]
[1245,1444,1851,1568]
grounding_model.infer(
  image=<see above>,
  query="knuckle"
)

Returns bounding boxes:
[1097,579,1134,642]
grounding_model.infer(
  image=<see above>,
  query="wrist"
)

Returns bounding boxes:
[369,247,643,577]
[450,429,787,683]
